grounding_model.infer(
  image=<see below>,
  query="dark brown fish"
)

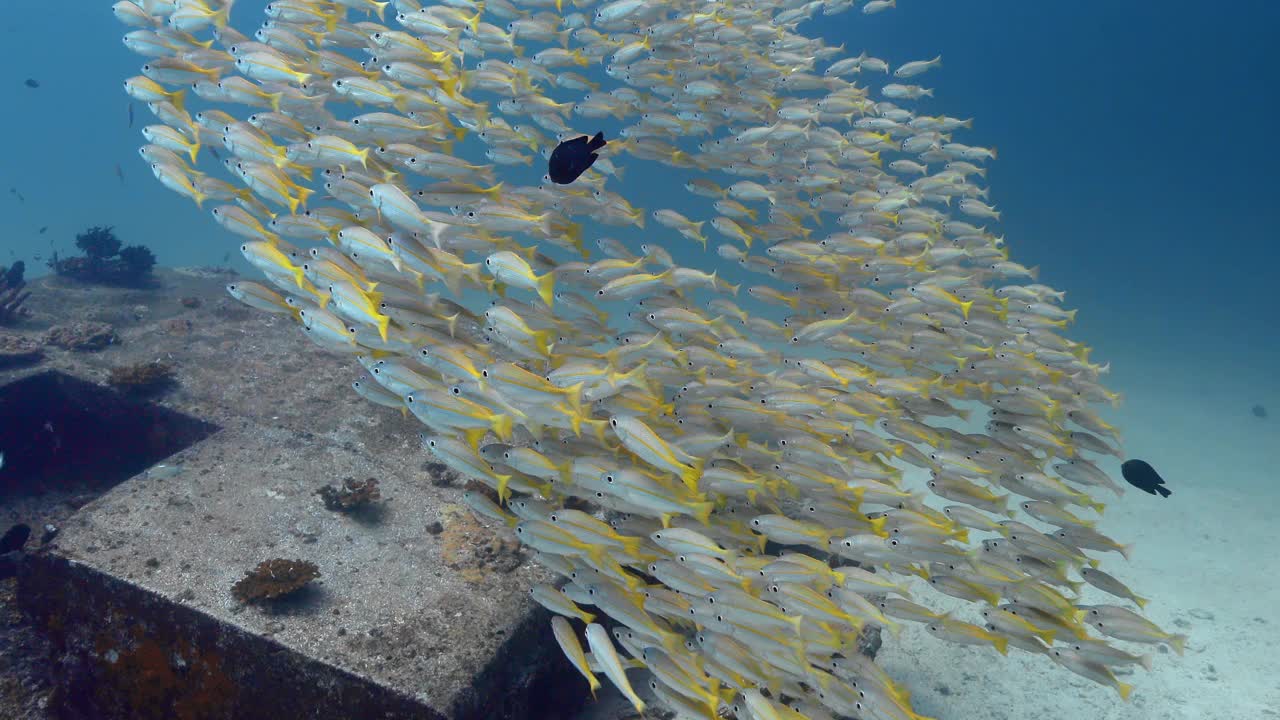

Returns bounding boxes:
[1120,459,1170,498]
[548,131,607,185]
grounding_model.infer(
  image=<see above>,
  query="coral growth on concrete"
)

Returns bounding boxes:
[231,559,320,604]
[49,226,157,287]
[316,477,382,512]
[438,507,524,582]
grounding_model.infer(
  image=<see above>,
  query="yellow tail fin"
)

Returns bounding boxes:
[537,271,556,308]
[491,413,514,442]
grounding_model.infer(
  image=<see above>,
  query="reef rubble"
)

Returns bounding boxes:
[48,226,157,288]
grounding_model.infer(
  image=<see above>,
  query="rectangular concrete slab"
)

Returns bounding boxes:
[5,269,582,719]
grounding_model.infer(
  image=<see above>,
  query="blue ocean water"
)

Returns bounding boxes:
[4,2,1275,403]
[1,0,1276,716]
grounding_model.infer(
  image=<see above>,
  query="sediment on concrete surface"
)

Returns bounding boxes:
[2,270,580,719]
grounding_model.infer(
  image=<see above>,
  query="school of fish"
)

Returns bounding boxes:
[115,0,1182,717]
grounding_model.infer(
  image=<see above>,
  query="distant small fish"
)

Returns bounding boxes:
[209,146,222,161]
[9,188,23,203]
[548,131,607,185]
[0,523,29,554]
[128,102,135,128]
[38,226,47,234]
[1120,459,1171,498]
[145,464,183,480]
[1252,404,1268,419]
[24,78,39,89]
[116,163,125,186]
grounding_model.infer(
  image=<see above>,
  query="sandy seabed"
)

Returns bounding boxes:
[575,355,1280,720]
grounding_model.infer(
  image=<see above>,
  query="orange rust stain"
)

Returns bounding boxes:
[92,623,238,719]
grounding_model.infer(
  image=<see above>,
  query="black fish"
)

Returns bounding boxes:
[1252,404,1267,419]
[24,78,39,89]
[548,131,607,185]
[1120,459,1170,498]
[0,524,30,554]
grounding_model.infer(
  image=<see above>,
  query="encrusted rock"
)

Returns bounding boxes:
[43,322,117,352]
[0,332,43,368]
[107,360,176,395]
